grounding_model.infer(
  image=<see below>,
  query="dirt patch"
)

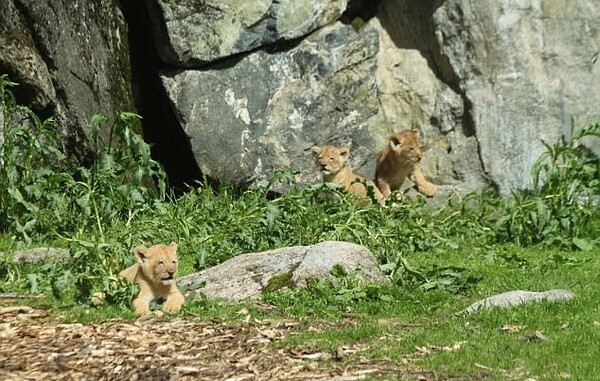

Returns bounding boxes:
[0,306,435,380]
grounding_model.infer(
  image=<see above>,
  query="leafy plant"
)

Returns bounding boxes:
[0,75,68,240]
[495,121,599,247]
[262,266,399,318]
[56,112,167,239]
[419,265,481,294]
[0,74,166,244]
[89,112,166,199]
[0,75,169,304]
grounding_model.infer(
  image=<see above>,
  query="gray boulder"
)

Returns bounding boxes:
[146,0,348,66]
[162,23,381,189]
[1,247,70,263]
[161,20,478,199]
[178,241,388,302]
[461,289,576,314]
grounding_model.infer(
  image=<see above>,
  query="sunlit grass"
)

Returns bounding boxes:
[267,245,600,380]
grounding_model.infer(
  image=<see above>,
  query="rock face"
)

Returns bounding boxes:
[162,23,381,188]
[156,0,599,196]
[0,0,134,161]
[178,241,388,302]
[146,0,349,66]
[1,0,598,195]
[158,0,479,194]
[432,0,600,194]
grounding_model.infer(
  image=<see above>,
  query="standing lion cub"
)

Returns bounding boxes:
[312,145,384,206]
[375,130,437,199]
[119,242,185,315]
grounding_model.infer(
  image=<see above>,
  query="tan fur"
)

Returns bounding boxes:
[119,243,184,315]
[312,145,384,206]
[375,130,437,198]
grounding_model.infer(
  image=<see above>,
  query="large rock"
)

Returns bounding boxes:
[162,23,381,189]
[432,0,600,194]
[178,241,388,302]
[1,247,70,263]
[461,289,576,314]
[0,0,134,161]
[146,0,348,66]
[162,19,481,196]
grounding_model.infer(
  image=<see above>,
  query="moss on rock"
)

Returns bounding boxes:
[264,271,295,293]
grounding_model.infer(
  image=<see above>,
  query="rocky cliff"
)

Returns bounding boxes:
[0,0,133,162]
[1,0,598,195]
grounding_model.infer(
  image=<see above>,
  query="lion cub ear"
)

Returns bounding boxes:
[389,135,402,150]
[134,246,149,264]
[168,242,178,252]
[339,147,350,160]
[311,146,322,158]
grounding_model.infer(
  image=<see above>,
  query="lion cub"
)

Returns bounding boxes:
[119,242,185,315]
[312,145,384,206]
[375,130,437,198]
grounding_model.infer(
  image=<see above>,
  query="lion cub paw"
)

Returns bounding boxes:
[163,295,184,314]
[417,182,437,197]
[133,300,151,315]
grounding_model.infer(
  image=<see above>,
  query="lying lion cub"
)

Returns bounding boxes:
[375,130,437,198]
[312,145,384,206]
[119,242,185,315]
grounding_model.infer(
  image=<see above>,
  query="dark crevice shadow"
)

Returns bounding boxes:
[340,0,382,25]
[118,0,203,195]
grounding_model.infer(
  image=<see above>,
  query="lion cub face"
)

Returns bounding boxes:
[312,145,349,176]
[134,243,179,286]
[388,130,422,163]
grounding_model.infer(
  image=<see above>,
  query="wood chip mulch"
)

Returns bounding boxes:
[0,306,434,381]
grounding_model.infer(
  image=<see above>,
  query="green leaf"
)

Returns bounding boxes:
[26,274,39,294]
[90,114,108,141]
[573,237,593,251]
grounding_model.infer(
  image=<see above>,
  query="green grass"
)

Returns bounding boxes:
[264,245,600,380]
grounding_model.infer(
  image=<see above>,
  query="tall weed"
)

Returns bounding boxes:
[51,112,167,305]
[0,76,68,240]
[495,121,599,247]
[0,74,166,242]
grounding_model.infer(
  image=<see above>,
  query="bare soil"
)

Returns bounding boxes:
[0,306,440,381]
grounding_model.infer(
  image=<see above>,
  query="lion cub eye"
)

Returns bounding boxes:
[158,260,165,265]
